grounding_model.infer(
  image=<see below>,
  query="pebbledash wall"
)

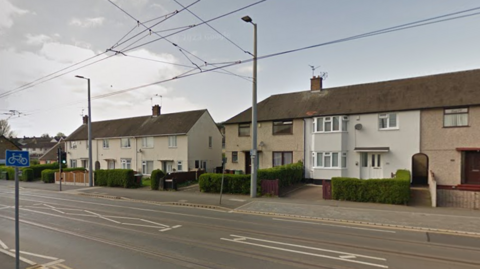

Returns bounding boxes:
[421,107,480,209]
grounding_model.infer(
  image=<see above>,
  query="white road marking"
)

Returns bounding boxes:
[122,223,164,228]
[0,239,8,249]
[222,235,388,268]
[0,248,36,265]
[0,206,10,210]
[84,210,121,224]
[139,219,170,227]
[272,218,396,233]
[229,199,246,202]
[11,250,59,260]
[228,234,386,260]
[55,264,74,269]
[172,225,182,229]
[340,255,357,259]
[160,228,172,232]
[41,259,65,267]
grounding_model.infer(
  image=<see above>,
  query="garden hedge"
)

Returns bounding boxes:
[150,169,166,190]
[199,173,256,194]
[257,161,303,188]
[30,163,66,179]
[331,170,411,205]
[94,169,138,188]
[20,168,34,181]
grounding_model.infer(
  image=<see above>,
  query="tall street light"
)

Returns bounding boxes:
[75,75,93,187]
[242,15,258,198]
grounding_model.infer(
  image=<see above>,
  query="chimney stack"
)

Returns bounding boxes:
[152,104,161,117]
[83,115,88,125]
[310,76,323,91]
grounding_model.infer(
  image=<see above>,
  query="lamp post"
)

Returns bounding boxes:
[75,75,93,187]
[242,15,258,198]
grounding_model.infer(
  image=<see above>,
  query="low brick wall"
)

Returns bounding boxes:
[437,189,480,209]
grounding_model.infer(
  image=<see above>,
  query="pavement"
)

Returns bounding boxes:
[2,180,480,235]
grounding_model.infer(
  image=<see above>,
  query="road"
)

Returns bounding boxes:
[0,187,479,269]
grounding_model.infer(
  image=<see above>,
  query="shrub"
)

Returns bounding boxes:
[331,172,410,205]
[41,169,56,183]
[395,169,411,181]
[151,169,165,190]
[257,161,303,188]
[0,167,14,180]
[94,169,137,188]
[30,163,66,179]
[20,168,34,182]
[199,173,259,194]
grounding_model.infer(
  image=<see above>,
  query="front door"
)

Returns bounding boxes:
[163,161,174,173]
[412,153,428,186]
[360,153,383,179]
[245,152,251,175]
[465,151,480,184]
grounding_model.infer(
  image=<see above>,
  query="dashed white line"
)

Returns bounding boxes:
[11,250,58,260]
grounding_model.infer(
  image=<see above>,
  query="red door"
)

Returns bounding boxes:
[465,152,480,184]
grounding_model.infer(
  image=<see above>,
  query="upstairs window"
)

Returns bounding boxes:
[208,136,213,148]
[273,120,293,135]
[444,108,468,127]
[142,137,154,148]
[168,136,177,148]
[238,124,250,137]
[121,138,131,148]
[379,113,398,130]
[70,141,77,149]
[314,116,348,133]
[103,139,109,149]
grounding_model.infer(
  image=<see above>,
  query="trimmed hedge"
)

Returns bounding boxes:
[151,169,166,190]
[258,161,303,188]
[30,163,66,179]
[94,169,138,188]
[0,167,14,180]
[20,168,34,181]
[199,173,256,194]
[395,169,411,181]
[331,170,411,205]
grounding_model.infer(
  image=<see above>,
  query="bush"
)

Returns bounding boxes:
[395,169,411,181]
[151,169,165,190]
[41,169,56,183]
[20,168,34,182]
[94,169,137,188]
[30,163,66,179]
[199,173,258,194]
[258,161,303,188]
[0,167,13,180]
[331,171,411,205]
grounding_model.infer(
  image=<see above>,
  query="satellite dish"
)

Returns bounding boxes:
[355,124,363,130]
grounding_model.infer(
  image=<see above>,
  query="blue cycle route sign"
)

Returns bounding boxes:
[5,150,30,167]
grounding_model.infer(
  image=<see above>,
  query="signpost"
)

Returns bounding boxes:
[6,150,30,269]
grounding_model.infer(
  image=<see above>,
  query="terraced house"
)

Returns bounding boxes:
[224,69,480,208]
[66,106,222,176]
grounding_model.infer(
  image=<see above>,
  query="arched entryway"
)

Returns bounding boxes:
[411,153,429,186]
[95,161,101,171]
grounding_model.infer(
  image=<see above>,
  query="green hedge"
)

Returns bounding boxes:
[94,169,138,188]
[199,173,259,194]
[395,169,411,181]
[20,168,34,182]
[331,170,411,205]
[258,161,303,188]
[151,169,165,190]
[30,163,66,179]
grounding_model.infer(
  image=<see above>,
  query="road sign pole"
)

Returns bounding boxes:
[15,166,19,269]
[58,147,62,192]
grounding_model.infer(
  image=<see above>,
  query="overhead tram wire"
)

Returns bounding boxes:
[11,4,480,114]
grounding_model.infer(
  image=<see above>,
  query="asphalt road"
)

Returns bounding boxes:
[0,188,479,269]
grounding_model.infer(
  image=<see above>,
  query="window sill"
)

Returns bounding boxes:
[168,146,177,149]
[378,128,399,131]
[142,147,154,149]
[313,167,346,170]
[121,147,131,149]
[313,131,347,134]
[443,125,470,128]
[272,133,294,136]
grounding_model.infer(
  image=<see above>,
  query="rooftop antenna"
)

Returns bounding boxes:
[80,108,85,117]
[308,65,321,77]
[151,94,162,107]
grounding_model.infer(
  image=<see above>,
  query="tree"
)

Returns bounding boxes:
[0,119,15,138]
[41,133,50,138]
[56,132,66,137]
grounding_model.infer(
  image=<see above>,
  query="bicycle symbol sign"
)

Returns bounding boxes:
[5,150,30,167]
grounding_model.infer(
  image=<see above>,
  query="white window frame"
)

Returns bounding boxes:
[314,116,348,133]
[379,113,398,130]
[313,151,346,169]
[70,141,77,149]
[121,159,131,169]
[70,159,77,168]
[444,108,468,127]
[142,137,154,148]
[177,161,183,171]
[142,160,154,174]
[121,138,131,148]
[103,139,109,149]
[168,136,177,148]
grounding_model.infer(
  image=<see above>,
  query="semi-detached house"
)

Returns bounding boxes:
[225,69,480,208]
[66,106,222,175]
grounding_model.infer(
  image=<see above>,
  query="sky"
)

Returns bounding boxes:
[1,0,480,137]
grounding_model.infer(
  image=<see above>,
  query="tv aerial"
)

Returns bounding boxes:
[308,65,328,79]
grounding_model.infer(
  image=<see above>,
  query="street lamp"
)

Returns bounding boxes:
[75,75,93,187]
[242,15,258,198]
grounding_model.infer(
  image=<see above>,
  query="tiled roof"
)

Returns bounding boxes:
[225,69,480,124]
[0,135,21,159]
[66,109,207,141]
[39,142,65,161]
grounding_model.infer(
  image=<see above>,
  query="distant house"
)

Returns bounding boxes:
[38,141,66,164]
[65,105,222,175]
[0,135,21,164]
[13,136,61,161]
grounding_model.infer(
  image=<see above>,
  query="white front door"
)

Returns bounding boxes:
[360,153,383,179]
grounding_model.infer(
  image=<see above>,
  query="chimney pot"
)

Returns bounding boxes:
[152,104,161,117]
[311,76,323,91]
[83,115,88,125]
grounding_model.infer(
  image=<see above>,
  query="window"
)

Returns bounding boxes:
[208,136,212,148]
[70,160,77,168]
[86,141,89,149]
[361,153,368,167]
[313,152,346,168]
[70,141,77,149]
[168,136,177,147]
[379,113,398,130]
[273,152,293,167]
[121,138,131,148]
[82,160,88,169]
[273,120,293,135]
[232,152,238,163]
[177,161,183,171]
[314,116,348,133]
[103,139,109,149]
[238,124,250,137]
[142,160,154,174]
[444,108,468,127]
[142,137,154,148]
[121,159,131,169]
[108,160,115,170]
